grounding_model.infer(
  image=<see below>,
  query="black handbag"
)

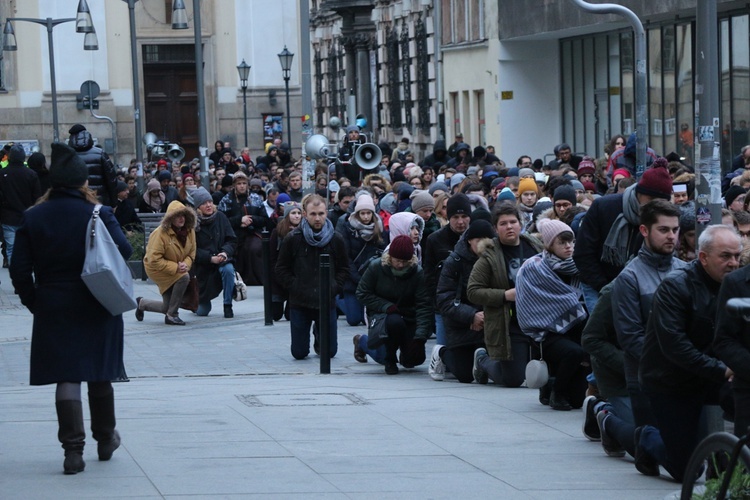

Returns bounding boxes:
[366,312,389,349]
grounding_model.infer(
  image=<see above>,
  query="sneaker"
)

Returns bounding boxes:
[549,391,572,411]
[428,345,445,381]
[634,426,660,476]
[135,297,144,322]
[385,362,399,375]
[597,412,625,457]
[472,348,489,384]
[353,335,367,363]
[582,395,602,441]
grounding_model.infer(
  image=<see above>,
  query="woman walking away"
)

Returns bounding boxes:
[10,143,132,474]
[136,200,197,325]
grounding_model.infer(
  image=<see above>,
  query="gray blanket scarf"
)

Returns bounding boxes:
[301,218,335,248]
[602,184,640,267]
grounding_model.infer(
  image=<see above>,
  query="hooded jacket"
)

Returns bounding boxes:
[422,140,448,168]
[68,129,118,206]
[144,201,197,294]
[607,133,658,179]
[0,159,41,226]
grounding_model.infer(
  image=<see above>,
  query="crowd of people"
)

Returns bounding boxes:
[4,124,750,482]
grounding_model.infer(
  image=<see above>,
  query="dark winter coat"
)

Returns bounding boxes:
[423,224,463,304]
[356,251,433,340]
[573,192,643,292]
[639,261,727,396]
[218,190,268,245]
[10,189,131,385]
[194,210,237,304]
[337,217,387,293]
[69,130,118,206]
[113,197,141,231]
[422,140,448,168]
[714,265,750,390]
[275,228,348,309]
[435,236,484,348]
[0,162,41,226]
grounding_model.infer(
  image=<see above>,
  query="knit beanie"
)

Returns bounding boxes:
[283,202,302,218]
[497,187,516,202]
[518,168,535,179]
[679,202,696,234]
[447,193,472,218]
[518,177,538,196]
[636,158,672,200]
[158,170,172,182]
[537,218,574,248]
[450,173,466,190]
[428,181,450,195]
[553,185,577,205]
[533,201,554,222]
[8,144,26,165]
[411,191,435,213]
[276,193,291,205]
[146,178,161,192]
[577,156,596,176]
[491,177,504,189]
[250,177,264,188]
[725,185,746,207]
[612,168,632,180]
[27,152,46,170]
[221,175,234,188]
[570,180,585,192]
[389,234,414,261]
[354,194,376,214]
[115,181,128,195]
[470,207,492,224]
[192,187,213,207]
[464,219,495,241]
[582,181,596,193]
[49,142,88,189]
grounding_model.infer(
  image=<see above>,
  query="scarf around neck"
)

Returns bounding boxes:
[602,184,640,267]
[195,210,218,232]
[172,225,189,247]
[301,218,335,248]
[349,216,380,242]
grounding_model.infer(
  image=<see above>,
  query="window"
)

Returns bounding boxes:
[442,0,484,45]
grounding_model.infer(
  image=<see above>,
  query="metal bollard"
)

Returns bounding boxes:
[261,228,273,326]
[319,253,331,374]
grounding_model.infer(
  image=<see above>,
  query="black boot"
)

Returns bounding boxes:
[223,304,234,319]
[88,389,120,461]
[55,400,86,474]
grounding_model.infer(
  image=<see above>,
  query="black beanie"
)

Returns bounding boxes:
[49,142,88,188]
[725,185,747,207]
[68,124,86,135]
[553,185,577,205]
[115,181,128,194]
[447,193,472,219]
[27,152,46,170]
[8,144,26,165]
[464,219,495,241]
[470,207,492,224]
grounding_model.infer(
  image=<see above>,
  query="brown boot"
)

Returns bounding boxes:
[56,400,86,474]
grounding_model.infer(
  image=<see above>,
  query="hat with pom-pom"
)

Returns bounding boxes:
[636,157,672,200]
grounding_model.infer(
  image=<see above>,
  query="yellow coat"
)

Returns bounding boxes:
[144,201,197,294]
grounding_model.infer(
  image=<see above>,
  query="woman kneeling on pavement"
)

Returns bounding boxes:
[353,235,433,374]
[136,201,197,325]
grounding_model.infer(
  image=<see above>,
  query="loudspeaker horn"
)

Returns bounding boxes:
[167,144,185,162]
[306,134,334,160]
[353,143,382,170]
[143,132,158,150]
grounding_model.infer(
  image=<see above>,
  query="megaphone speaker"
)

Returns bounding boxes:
[353,143,382,170]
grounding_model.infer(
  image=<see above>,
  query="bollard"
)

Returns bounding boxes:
[319,253,331,374]
[261,228,273,326]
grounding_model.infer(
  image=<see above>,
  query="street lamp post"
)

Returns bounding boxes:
[278,46,294,150]
[2,0,97,143]
[236,59,250,148]
[123,0,145,192]
[172,0,209,189]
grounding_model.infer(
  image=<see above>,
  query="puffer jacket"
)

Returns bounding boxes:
[435,236,486,348]
[356,251,433,340]
[69,130,118,206]
[466,234,543,360]
[144,201,197,294]
[639,261,727,396]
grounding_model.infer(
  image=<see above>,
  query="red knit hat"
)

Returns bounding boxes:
[577,156,596,176]
[636,157,672,200]
[389,235,414,261]
[612,168,632,180]
[582,181,596,193]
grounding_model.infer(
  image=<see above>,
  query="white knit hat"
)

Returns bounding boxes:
[354,194,376,214]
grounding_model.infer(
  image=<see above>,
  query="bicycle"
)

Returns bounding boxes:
[680,298,750,500]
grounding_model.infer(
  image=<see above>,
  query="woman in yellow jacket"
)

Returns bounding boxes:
[136,201,197,325]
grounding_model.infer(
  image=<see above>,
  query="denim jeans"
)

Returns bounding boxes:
[580,282,600,315]
[2,224,18,265]
[196,263,235,316]
[434,313,446,345]
[335,291,365,326]
[289,306,337,360]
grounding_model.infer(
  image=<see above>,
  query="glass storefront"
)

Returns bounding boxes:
[561,13,750,172]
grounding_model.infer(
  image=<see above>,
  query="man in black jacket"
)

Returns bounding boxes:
[0,144,41,265]
[276,194,348,360]
[193,187,237,319]
[68,124,118,206]
[636,224,738,482]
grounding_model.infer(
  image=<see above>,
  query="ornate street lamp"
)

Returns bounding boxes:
[278,45,294,150]
[236,59,251,148]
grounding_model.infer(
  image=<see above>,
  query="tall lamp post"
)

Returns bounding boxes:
[172,0,209,188]
[236,59,250,148]
[123,0,145,192]
[2,0,98,143]
[278,45,294,150]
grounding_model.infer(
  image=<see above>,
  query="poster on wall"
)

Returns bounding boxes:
[263,114,284,150]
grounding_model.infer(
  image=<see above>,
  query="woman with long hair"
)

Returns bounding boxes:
[10,143,132,474]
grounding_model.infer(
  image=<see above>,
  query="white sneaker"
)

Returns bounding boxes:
[429,344,445,381]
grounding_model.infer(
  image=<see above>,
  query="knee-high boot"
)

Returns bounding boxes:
[55,400,86,474]
[88,389,120,461]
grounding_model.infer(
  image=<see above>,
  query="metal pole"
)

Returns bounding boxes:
[45,19,60,143]
[284,75,292,150]
[694,0,722,236]
[126,0,145,193]
[242,86,248,147]
[261,228,273,326]
[319,253,331,374]
[192,0,209,188]
[299,0,312,157]
[567,0,646,177]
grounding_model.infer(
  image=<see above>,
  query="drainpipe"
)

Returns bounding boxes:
[434,0,444,140]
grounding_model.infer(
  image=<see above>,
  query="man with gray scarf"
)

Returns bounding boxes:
[573,157,674,311]
[276,194,348,360]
